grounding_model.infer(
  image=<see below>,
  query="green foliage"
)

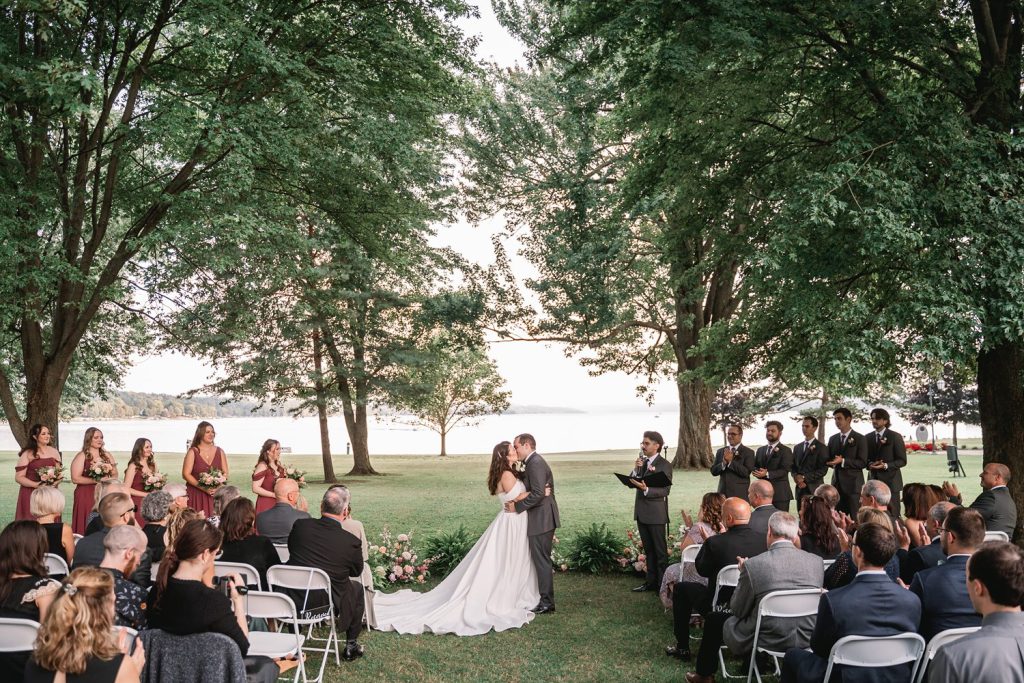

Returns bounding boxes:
[421,524,476,577]
[565,523,622,574]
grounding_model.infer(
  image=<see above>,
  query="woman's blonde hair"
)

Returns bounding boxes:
[166,506,202,550]
[30,486,66,518]
[34,567,120,674]
[857,507,894,532]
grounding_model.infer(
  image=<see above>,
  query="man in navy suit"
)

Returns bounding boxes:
[908,506,984,640]
[781,523,921,683]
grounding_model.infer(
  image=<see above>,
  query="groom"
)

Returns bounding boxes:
[505,433,560,614]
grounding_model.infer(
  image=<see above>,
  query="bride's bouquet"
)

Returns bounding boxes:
[369,528,431,589]
[85,459,113,482]
[283,465,307,488]
[197,468,227,491]
[143,472,168,491]
[37,465,64,487]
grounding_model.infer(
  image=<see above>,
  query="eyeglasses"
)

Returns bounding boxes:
[122,507,136,517]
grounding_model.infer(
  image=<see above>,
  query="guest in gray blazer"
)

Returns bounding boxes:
[927,542,1024,683]
[254,478,310,544]
[685,511,823,683]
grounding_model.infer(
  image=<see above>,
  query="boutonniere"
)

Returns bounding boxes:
[646,464,655,472]
[879,437,888,445]
[846,436,855,446]
[808,444,816,451]
[512,461,526,473]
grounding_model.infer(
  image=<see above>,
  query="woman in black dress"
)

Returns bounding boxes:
[798,495,841,560]
[30,486,75,564]
[217,497,279,589]
[139,490,174,563]
[26,567,145,682]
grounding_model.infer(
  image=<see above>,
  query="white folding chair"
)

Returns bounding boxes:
[245,591,306,683]
[983,530,1009,543]
[681,543,702,565]
[711,564,740,609]
[214,561,262,590]
[44,552,70,576]
[150,561,161,583]
[0,617,40,653]
[73,533,84,545]
[274,543,290,562]
[267,565,339,683]
[822,633,926,683]
[823,559,836,569]
[912,627,981,683]
[745,589,824,683]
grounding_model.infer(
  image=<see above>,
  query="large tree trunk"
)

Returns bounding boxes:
[311,333,337,483]
[976,343,1024,542]
[672,377,714,469]
[345,379,377,476]
[1,359,72,450]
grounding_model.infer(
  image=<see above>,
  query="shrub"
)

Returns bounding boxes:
[567,523,621,573]
[422,524,475,576]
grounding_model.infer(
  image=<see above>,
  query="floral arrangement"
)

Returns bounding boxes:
[617,527,681,574]
[283,465,307,488]
[197,468,227,490]
[368,528,430,589]
[37,465,64,486]
[550,534,569,572]
[85,459,113,482]
[143,472,168,491]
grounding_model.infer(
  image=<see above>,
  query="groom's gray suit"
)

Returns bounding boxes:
[514,451,560,609]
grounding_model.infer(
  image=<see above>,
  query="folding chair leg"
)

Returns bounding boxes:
[718,646,744,679]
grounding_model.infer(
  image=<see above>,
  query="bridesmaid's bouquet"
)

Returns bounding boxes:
[368,528,431,589]
[143,472,168,491]
[283,465,307,488]
[197,468,227,491]
[37,465,64,486]
[85,460,113,482]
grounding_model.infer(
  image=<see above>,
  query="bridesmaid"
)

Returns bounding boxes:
[69,427,118,535]
[14,424,63,521]
[251,439,285,516]
[124,437,158,527]
[182,420,228,517]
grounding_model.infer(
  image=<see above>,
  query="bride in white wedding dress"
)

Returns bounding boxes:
[374,441,541,636]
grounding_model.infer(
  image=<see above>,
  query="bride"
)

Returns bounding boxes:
[374,441,542,636]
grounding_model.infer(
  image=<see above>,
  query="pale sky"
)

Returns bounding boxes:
[123,3,679,409]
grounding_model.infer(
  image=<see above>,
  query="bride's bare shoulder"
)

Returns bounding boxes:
[498,470,518,493]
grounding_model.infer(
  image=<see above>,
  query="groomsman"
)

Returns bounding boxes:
[752,421,794,511]
[629,431,673,593]
[791,417,829,510]
[826,408,867,516]
[711,425,755,501]
[865,408,907,517]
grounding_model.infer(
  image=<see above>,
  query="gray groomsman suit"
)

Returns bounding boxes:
[514,451,561,609]
[927,611,1024,683]
[723,540,824,656]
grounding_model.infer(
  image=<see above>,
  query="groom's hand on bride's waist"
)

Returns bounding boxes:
[504,501,516,513]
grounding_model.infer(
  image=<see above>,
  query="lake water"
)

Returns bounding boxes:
[0,409,980,456]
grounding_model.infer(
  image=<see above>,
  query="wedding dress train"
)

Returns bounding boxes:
[374,480,539,635]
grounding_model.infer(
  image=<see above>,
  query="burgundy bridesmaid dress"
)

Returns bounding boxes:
[185,447,225,517]
[14,456,60,521]
[252,466,280,516]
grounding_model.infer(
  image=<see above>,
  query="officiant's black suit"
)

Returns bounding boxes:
[827,431,868,516]
[631,453,673,590]
[514,451,560,610]
[791,439,829,509]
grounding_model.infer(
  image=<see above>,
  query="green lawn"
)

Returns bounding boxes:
[1,447,986,682]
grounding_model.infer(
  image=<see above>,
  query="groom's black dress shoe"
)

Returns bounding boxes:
[632,584,653,593]
[342,642,364,662]
[531,605,556,614]
[665,645,691,661]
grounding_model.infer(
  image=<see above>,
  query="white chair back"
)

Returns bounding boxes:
[0,618,40,652]
[912,627,981,683]
[823,558,836,569]
[822,633,925,683]
[214,561,262,590]
[747,589,824,682]
[273,543,290,562]
[150,561,161,582]
[44,552,70,576]
[681,543,702,564]
[265,566,339,683]
[73,533,84,545]
[711,563,740,608]
[984,530,1009,543]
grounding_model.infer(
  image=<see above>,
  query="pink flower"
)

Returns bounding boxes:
[560,564,568,571]
[378,546,387,554]
[392,565,402,575]
[388,573,396,582]
[401,551,412,561]
[404,565,414,575]
[397,533,409,542]
[637,554,646,563]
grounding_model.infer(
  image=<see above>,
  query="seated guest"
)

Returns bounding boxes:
[0,522,61,680]
[73,492,152,589]
[943,463,1017,537]
[813,483,844,527]
[927,542,1024,682]
[30,486,75,564]
[256,478,310,544]
[747,480,776,537]
[147,519,278,682]
[164,506,202,551]
[909,506,984,640]
[84,479,128,537]
[798,495,841,560]
[902,482,944,537]
[99,525,150,630]
[140,490,173,563]
[824,507,905,590]
[209,485,241,527]
[660,493,726,606]
[163,483,189,511]
[900,501,955,584]
[337,489,377,628]
[781,523,921,683]
[287,486,365,661]
[685,512,824,683]
[665,497,767,661]
[27,567,145,682]
[218,497,280,589]
[859,479,893,517]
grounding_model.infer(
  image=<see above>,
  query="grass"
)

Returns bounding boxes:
[0,447,986,682]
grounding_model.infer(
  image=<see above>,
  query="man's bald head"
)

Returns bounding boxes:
[722,498,752,527]
[274,477,299,504]
[748,480,774,507]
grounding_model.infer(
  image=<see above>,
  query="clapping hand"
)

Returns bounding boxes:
[753,468,768,479]
[681,509,694,528]
[826,455,843,467]
[906,519,928,547]
[894,522,911,551]
[698,525,713,541]
[836,527,851,553]
[736,556,748,571]
[942,481,960,498]
[868,460,885,470]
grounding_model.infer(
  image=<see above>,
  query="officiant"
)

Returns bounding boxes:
[629,431,674,593]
